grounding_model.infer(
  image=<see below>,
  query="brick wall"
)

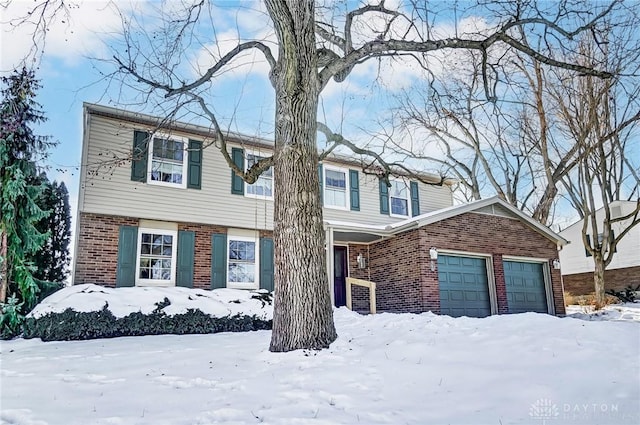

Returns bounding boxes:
[74,213,138,287]
[74,212,271,289]
[563,266,640,295]
[352,212,565,316]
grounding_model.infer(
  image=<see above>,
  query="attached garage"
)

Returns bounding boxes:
[438,254,492,318]
[503,260,548,314]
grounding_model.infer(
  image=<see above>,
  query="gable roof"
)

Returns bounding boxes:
[327,196,568,246]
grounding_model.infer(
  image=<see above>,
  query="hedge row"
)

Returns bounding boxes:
[23,306,272,342]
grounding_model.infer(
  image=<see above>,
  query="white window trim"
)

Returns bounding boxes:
[244,149,274,200]
[147,132,189,189]
[389,178,411,218]
[226,233,260,290]
[135,227,178,287]
[323,164,350,211]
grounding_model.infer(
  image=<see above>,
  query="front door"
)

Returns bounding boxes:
[334,246,348,307]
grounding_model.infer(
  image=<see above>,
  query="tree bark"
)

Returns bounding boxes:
[593,253,606,309]
[0,230,7,303]
[266,0,337,352]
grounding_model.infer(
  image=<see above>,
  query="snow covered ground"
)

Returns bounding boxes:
[1,286,639,425]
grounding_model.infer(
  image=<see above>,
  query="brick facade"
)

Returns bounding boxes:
[77,211,565,316]
[345,212,566,316]
[562,266,640,295]
[74,212,271,289]
[74,213,139,287]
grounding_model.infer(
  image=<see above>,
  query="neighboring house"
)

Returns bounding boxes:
[559,201,640,295]
[73,103,567,317]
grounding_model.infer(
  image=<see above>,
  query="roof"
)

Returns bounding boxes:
[84,102,452,185]
[327,196,569,246]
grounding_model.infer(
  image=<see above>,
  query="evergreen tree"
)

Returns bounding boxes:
[31,175,71,283]
[0,68,55,308]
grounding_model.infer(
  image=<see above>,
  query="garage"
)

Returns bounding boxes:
[503,261,548,314]
[438,254,491,318]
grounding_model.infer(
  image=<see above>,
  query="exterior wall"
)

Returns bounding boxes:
[563,266,640,295]
[74,212,271,289]
[74,213,139,287]
[559,202,640,275]
[81,113,453,230]
[355,212,565,316]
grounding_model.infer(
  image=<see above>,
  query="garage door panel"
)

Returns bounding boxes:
[438,254,491,318]
[504,261,547,314]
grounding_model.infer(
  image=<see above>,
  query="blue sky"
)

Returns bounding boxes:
[3,0,631,250]
[1,0,446,235]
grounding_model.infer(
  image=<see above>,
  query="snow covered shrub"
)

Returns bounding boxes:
[22,306,272,342]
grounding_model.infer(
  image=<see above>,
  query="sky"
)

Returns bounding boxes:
[1,0,634,259]
[0,0,435,233]
[2,284,639,424]
[1,0,462,270]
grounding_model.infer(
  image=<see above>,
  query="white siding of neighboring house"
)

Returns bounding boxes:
[559,202,640,275]
[80,113,454,230]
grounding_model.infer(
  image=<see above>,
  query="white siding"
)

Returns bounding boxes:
[81,114,453,228]
[559,202,640,274]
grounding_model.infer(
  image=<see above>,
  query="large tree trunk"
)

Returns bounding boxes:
[0,230,7,303]
[593,254,606,309]
[267,0,337,352]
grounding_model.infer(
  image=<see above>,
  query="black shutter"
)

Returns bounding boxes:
[379,180,389,215]
[187,140,202,189]
[116,226,138,287]
[231,148,244,195]
[131,131,149,182]
[176,230,195,287]
[349,170,360,211]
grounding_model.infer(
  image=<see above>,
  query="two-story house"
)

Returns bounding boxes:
[73,103,568,316]
[559,201,640,295]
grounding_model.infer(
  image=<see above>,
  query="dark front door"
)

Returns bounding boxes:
[334,246,348,307]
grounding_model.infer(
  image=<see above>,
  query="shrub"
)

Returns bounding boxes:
[22,306,272,342]
[0,295,25,340]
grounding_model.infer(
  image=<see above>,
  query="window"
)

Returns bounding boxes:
[324,166,348,209]
[245,151,273,198]
[148,134,188,188]
[136,228,178,286]
[227,235,259,289]
[390,180,410,217]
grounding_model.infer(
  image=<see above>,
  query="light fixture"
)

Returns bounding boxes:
[429,247,438,272]
[357,253,367,269]
[552,258,561,270]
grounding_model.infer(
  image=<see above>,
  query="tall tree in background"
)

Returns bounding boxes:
[0,68,54,307]
[551,30,640,307]
[107,0,621,351]
[30,174,71,283]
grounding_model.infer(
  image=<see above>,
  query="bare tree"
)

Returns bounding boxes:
[551,28,640,307]
[103,0,625,351]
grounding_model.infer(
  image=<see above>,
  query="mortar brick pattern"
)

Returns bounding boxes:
[563,266,640,295]
[75,212,272,290]
[345,212,565,316]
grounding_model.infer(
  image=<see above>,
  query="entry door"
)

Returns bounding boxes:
[334,246,348,307]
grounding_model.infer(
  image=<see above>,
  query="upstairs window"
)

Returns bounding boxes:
[148,134,188,188]
[390,180,410,217]
[245,151,273,199]
[324,166,348,209]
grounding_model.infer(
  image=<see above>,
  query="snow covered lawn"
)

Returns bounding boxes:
[1,287,639,425]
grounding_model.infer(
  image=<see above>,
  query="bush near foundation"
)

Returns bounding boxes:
[23,304,271,342]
